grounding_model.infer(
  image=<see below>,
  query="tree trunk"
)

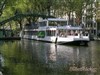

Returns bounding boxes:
[27,17,32,25]
[18,20,22,30]
[0,0,6,16]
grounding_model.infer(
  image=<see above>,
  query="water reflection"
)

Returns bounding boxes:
[44,43,94,71]
[21,40,96,74]
[0,40,99,75]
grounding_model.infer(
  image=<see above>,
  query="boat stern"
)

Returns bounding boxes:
[56,35,90,46]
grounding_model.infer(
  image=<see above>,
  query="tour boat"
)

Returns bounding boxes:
[22,18,90,45]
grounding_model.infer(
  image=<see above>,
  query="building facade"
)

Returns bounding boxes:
[82,0,98,39]
[96,1,100,36]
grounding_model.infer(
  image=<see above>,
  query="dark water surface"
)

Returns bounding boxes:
[0,40,100,75]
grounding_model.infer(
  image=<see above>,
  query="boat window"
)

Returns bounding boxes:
[47,30,50,36]
[49,21,67,26]
[74,30,89,36]
[67,30,79,36]
[58,29,67,37]
[60,21,67,26]
[33,31,37,35]
[75,30,78,36]
[39,21,46,26]
[47,30,56,36]
[82,31,89,36]
[67,30,71,35]
[37,31,45,38]
[85,32,88,36]
[49,21,57,26]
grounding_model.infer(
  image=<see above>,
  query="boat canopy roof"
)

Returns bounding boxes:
[58,25,82,30]
[43,18,67,21]
[39,25,83,30]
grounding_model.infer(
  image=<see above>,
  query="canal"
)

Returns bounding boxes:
[0,40,100,75]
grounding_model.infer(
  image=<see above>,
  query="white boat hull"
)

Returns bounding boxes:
[23,35,89,45]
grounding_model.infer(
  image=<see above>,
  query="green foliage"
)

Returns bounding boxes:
[0,0,97,31]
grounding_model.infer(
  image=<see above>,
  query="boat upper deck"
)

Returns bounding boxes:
[38,18,68,27]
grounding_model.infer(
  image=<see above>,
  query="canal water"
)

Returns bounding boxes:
[0,40,100,75]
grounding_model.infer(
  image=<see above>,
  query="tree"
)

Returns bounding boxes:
[0,0,6,16]
[0,0,94,31]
